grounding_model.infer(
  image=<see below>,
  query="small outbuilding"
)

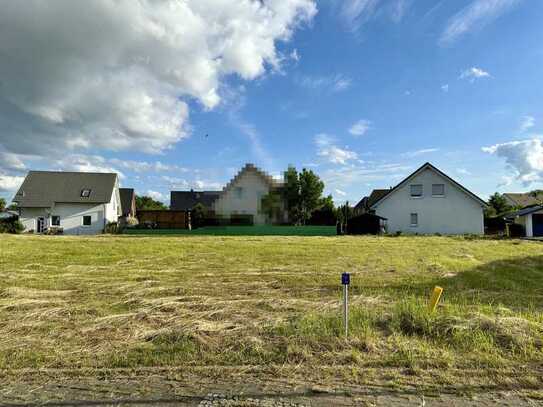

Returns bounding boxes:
[506,205,543,237]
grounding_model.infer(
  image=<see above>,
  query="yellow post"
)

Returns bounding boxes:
[428,286,443,312]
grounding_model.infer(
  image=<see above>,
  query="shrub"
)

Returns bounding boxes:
[104,221,119,234]
[0,220,24,234]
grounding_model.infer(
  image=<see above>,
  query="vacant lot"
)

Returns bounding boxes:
[0,234,542,403]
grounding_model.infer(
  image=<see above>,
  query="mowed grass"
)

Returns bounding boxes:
[0,234,542,385]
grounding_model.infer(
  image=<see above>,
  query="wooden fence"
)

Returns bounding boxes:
[136,210,190,229]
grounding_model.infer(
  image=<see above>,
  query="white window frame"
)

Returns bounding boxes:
[82,215,92,227]
[410,184,423,198]
[410,213,418,227]
[432,184,445,197]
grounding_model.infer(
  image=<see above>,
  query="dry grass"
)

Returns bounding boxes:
[0,234,542,389]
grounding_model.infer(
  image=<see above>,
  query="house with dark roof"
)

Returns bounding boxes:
[13,171,121,234]
[170,163,287,225]
[360,162,487,235]
[353,189,391,215]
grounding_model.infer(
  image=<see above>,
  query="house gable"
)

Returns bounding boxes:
[370,163,486,210]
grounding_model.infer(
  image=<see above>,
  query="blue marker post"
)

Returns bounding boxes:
[341,272,350,337]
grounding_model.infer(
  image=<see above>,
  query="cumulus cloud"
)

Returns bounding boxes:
[440,0,521,45]
[349,119,371,137]
[146,190,166,202]
[482,138,543,185]
[460,67,491,82]
[0,0,316,160]
[441,84,449,92]
[334,188,347,196]
[315,133,358,165]
[0,174,25,192]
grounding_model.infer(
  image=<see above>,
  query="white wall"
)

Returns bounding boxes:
[373,167,485,235]
[213,170,283,225]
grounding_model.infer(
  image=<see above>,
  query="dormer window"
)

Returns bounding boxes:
[81,189,92,198]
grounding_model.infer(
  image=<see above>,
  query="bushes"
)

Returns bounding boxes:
[0,220,24,234]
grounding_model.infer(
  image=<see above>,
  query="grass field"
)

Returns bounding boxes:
[124,225,337,236]
[0,234,542,396]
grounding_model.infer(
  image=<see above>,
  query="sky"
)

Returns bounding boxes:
[1,0,542,205]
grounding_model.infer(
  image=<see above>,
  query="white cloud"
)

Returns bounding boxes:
[520,116,535,132]
[456,168,472,175]
[440,0,521,45]
[297,74,352,92]
[349,119,371,136]
[146,190,166,202]
[0,152,27,171]
[0,0,317,158]
[53,155,124,178]
[402,148,439,158]
[334,188,347,196]
[109,159,188,174]
[460,67,491,82]
[315,134,358,165]
[482,138,543,185]
[441,84,449,92]
[290,49,300,63]
[339,0,410,31]
[0,174,25,192]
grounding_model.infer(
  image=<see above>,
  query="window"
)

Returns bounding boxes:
[51,215,60,226]
[82,215,91,226]
[432,184,445,196]
[410,184,423,198]
[410,213,418,227]
[81,189,92,198]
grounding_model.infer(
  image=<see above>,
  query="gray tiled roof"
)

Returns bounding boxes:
[170,190,221,211]
[13,171,117,207]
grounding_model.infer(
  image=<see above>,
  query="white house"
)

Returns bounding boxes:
[170,164,287,225]
[369,163,487,235]
[13,171,121,235]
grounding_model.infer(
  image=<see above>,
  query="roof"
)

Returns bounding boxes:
[170,190,221,211]
[221,163,283,194]
[367,189,391,207]
[119,188,135,216]
[13,171,117,207]
[505,205,543,219]
[503,192,543,208]
[370,162,487,209]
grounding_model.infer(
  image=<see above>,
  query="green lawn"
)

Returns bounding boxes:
[0,234,542,390]
[123,225,337,236]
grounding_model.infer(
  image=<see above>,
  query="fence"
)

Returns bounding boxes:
[136,210,190,229]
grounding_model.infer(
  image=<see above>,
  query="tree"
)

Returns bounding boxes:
[299,168,324,224]
[135,195,168,210]
[191,203,208,228]
[308,194,337,226]
[283,166,300,224]
[260,192,283,224]
[485,192,512,217]
[0,198,5,211]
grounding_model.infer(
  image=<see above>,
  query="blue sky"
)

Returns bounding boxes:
[1,0,542,205]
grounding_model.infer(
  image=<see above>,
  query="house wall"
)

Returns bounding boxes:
[212,170,283,225]
[373,168,485,235]
[19,186,120,235]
